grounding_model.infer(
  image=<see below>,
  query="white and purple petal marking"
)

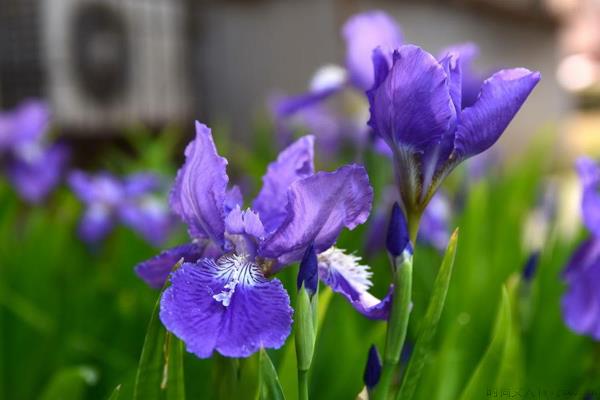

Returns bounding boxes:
[160,254,293,358]
[318,247,392,320]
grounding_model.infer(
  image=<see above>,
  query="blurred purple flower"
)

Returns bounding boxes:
[365,187,451,256]
[0,100,69,203]
[368,44,539,223]
[69,170,172,246]
[561,158,600,340]
[137,122,382,358]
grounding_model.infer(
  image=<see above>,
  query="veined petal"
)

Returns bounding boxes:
[318,247,392,320]
[342,10,403,90]
[253,136,314,233]
[454,68,540,159]
[169,122,229,245]
[367,45,456,155]
[135,243,206,289]
[160,255,293,358]
[259,164,373,266]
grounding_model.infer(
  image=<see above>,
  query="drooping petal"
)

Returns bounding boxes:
[160,255,293,358]
[342,10,403,91]
[253,135,314,233]
[7,143,68,203]
[318,247,392,320]
[453,68,540,159]
[273,66,347,117]
[135,243,206,289]
[259,164,373,266]
[367,45,456,154]
[169,122,229,245]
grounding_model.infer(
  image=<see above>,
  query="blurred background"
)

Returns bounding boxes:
[0,0,585,152]
[3,1,600,399]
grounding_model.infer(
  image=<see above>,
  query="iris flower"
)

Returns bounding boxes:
[135,122,390,358]
[561,157,600,339]
[368,44,540,233]
[69,171,172,246]
[0,100,68,203]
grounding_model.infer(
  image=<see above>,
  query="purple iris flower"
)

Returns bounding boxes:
[69,170,172,246]
[135,122,387,358]
[368,44,540,224]
[561,158,600,340]
[0,100,69,203]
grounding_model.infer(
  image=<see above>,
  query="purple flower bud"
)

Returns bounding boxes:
[363,344,382,390]
[297,244,318,295]
[522,251,540,282]
[386,202,411,258]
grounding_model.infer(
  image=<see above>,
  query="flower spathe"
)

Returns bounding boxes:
[138,122,378,358]
[368,44,540,221]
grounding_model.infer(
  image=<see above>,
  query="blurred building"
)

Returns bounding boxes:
[0,0,563,146]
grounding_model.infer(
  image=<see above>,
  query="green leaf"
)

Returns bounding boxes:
[133,279,185,400]
[397,229,459,400]
[259,349,286,400]
[107,385,122,400]
[458,286,515,400]
[39,366,98,400]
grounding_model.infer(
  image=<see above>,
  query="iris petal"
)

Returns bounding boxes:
[160,256,293,358]
[135,243,206,289]
[253,136,314,233]
[259,164,373,266]
[454,68,540,159]
[169,122,229,245]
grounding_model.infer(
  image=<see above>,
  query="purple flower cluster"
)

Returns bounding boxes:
[69,170,173,246]
[135,122,393,358]
[0,100,68,203]
[562,158,600,340]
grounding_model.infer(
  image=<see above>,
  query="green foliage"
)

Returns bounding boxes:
[0,125,595,399]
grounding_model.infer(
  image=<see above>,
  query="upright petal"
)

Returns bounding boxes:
[342,10,403,90]
[169,122,229,245]
[253,136,314,233]
[160,255,293,358]
[259,164,373,266]
[438,43,481,108]
[318,247,392,320]
[453,68,540,159]
[367,45,456,154]
[13,100,50,145]
[135,243,206,289]
[224,186,243,213]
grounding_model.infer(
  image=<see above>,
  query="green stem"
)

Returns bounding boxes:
[372,260,413,400]
[298,369,309,400]
[407,211,421,245]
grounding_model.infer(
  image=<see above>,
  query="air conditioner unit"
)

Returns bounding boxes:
[42,0,193,133]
